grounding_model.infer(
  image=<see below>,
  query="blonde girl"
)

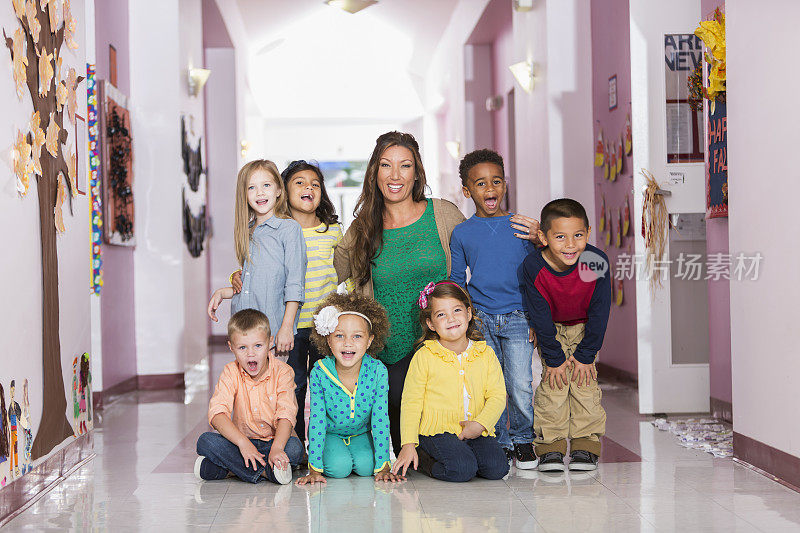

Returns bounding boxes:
[208,160,307,354]
[391,281,509,482]
[231,160,347,439]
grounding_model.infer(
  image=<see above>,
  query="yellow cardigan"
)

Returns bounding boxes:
[400,340,506,446]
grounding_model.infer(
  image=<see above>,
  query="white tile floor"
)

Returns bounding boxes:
[5,352,800,532]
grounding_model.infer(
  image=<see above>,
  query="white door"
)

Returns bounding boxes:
[630,0,710,413]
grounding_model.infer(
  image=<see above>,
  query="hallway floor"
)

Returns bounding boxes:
[5,351,800,532]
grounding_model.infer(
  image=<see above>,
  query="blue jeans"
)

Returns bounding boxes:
[287,327,324,440]
[418,433,509,482]
[476,309,536,449]
[196,432,304,484]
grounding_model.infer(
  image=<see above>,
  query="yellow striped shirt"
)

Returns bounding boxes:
[298,223,345,328]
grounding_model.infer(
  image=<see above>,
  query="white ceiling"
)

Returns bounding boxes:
[234,0,460,121]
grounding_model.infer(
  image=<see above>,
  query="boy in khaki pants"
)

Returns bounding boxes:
[521,199,610,471]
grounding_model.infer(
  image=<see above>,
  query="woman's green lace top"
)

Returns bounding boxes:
[372,200,447,365]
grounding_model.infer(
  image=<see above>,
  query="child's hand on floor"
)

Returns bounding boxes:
[238,439,267,470]
[457,421,485,440]
[568,356,597,387]
[268,445,290,470]
[230,270,243,293]
[296,470,326,485]
[391,444,418,477]
[375,464,405,483]
[544,361,570,390]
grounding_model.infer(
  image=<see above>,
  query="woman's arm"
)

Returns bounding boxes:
[333,227,353,285]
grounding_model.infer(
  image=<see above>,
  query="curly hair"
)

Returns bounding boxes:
[458,148,505,185]
[415,280,484,351]
[310,292,391,357]
[349,131,428,287]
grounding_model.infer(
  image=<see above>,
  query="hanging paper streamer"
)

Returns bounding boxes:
[625,112,632,155]
[599,194,606,232]
[623,195,631,236]
[610,149,617,181]
[615,280,624,306]
[594,129,604,166]
[87,64,103,294]
[616,137,624,175]
[605,214,612,246]
[614,208,622,247]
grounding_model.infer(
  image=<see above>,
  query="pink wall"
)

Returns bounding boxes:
[702,1,732,406]
[95,0,138,391]
[590,0,638,377]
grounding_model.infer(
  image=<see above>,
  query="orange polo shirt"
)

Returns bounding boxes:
[207,359,298,441]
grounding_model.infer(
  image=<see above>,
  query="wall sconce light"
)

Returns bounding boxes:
[325,0,377,14]
[445,140,461,161]
[187,60,211,97]
[513,0,534,12]
[509,60,535,93]
[485,95,504,112]
[240,140,250,158]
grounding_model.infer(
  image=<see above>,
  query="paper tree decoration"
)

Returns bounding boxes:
[3,0,84,459]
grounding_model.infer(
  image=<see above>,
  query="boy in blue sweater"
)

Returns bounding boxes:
[450,149,540,470]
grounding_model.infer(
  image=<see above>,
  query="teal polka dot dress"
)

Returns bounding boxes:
[307,355,391,474]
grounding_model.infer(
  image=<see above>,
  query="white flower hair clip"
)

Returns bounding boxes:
[313,305,373,336]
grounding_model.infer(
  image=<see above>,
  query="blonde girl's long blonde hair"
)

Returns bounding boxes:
[234,159,291,266]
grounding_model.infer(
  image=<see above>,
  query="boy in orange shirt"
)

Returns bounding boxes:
[195,309,303,484]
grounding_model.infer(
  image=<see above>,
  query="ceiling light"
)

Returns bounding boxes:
[445,140,461,160]
[509,60,535,93]
[325,0,378,14]
[513,0,534,12]
[187,60,211,97]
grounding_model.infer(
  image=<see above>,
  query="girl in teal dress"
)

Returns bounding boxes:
[296,293,402,484]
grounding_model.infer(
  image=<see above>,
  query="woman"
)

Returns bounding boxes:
[334,131,465,453]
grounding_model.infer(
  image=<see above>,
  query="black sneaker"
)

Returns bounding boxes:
[537,451,565,472]
[513,443,539,470]
[504,448,513,463]
[568,450,599,471]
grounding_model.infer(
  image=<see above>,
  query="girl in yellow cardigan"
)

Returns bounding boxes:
[391,281,509,482]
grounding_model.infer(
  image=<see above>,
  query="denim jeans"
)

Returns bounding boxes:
[196,432,304,484]
[418,433,509,482]
[475,308,538,449]
[287,327,324,440]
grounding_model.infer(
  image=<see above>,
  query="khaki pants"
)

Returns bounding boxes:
[533,323,606,456]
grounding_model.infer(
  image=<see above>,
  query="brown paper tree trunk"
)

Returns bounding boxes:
[5,2,84,459]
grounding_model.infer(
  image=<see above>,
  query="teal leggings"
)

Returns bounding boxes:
[323,433,376,478]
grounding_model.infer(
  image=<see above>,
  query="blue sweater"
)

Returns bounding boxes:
[450,214,535,314]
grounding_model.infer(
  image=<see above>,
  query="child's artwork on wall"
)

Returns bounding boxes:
[624,112,632,155]
[181,115,208,257]
[72,354,93,435]
[0,382,8,485]
[599,194,606,232]
[616,280,625,306]
[614,209,622,247]
[100,81,134,245]
[595,129,604,166]
[3,0,85,459]
[623,195,631,236]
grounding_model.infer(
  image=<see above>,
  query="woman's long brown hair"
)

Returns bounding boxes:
[349,131,428,287]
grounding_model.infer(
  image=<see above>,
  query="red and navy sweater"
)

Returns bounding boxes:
[521,244,611,367]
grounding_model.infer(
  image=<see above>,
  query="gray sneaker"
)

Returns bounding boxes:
[568,450,598,471]
[537,451,565,472]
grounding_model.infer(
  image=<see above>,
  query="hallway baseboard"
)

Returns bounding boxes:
[0,432,95,526]
[734,432,800,493]
[710,396,733,423]
[596,362,638,388]
[94,373,185,410]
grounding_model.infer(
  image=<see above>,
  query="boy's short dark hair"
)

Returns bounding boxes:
[540,198,590,233]
[228,309,271,339]
[458,149,504,185]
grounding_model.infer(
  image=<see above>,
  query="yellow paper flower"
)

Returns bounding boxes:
[694,10,726,101]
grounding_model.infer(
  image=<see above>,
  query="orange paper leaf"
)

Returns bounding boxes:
[30,111,46,175]
[13,0,26,19]
[67,146,78,196]
[55,172,66,233]
[64,0,77,49]
[66,67,78,125]
[45,112,60,157]
[11,28,28,99]
[25,0,41,44]
[38,48,54,97]
[13,130,33,196]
